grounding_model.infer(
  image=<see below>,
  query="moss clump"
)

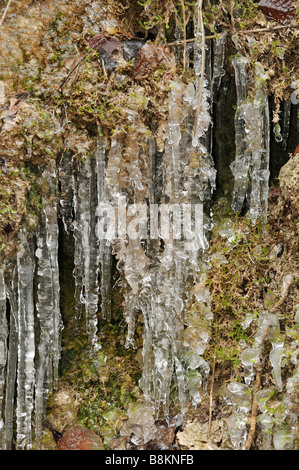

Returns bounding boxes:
[55,321,142,447]
[54,233,142,447]
[201,197,298,388]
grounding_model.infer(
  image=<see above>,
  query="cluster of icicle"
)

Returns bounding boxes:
[0,14,283,450]
[97,11,220,416]
[0,25,230,450]
[66,15,225,418]
[230,51,270,223]
[0,162,62,450]
[221,274,299,450]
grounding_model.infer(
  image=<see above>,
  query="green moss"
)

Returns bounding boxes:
[53,230,142,446]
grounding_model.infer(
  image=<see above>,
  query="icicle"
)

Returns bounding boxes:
[230,59,270,222]
[0,268,7,450]
[192,7,211,148]
[3,268,18,450]
[224,382,251,449]
[35,163,62,448]
[273,122,283,143]
[270,343,286,392]
[168,83,183,199]
[212,33,227,101]
[58,151,74,233]
[103,120,152,350]
[282,101,291,150]
[16,230,35,450]
[95,136,112,322]
[230,54,250,213]
[73,156,100,350]
[225,412,248,449]
[139,76,215,415]
[248,62,270,223]
[240,347,260,385]
[91,12,215,416]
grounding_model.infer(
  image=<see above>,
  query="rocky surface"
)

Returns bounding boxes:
[58,425,104,450]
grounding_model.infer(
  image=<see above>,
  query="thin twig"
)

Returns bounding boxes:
[56,53,89,91]
[229,0,235,32]
[238,24,299,34]
[245,324,269,450]
[245,362,261,449]
[167,23,299,47]
[167,35,215,47]
[269,275,293,314]
[193,0,205,141]
[208,355,216,439]
[0,0,13,27]
[180,0,187,73]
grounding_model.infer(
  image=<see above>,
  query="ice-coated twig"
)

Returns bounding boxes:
[245,324,269,450]
[193,0,206,141]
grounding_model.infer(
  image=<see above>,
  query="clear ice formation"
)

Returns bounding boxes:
[225,411,248,449]
[227,305,290,448]
[0,165,63,450]
[15,230,36,450]
[240,347,260,385]
[269,344,286,392]
[226,382,252,414]
[0,268,7,450]
[281,101,291,150]
[72,154,101,350]
[212,33,227,101]
[96,11,216,416]
[255,388,275,413]
[1,16,295,450]
[0,14,222,446]
[230,56,270,223]
[257,413,275,449]
[273,428,298,451]
[34,164,63,448]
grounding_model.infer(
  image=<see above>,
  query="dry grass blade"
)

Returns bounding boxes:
[180,0,187,72]
[0,0,13,27]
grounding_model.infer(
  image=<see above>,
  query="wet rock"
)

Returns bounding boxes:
[58,425,104,450]
[46,389,79,434]
[123,39,146,62]
[97,47,118,74]
[132,43,170,80]
[176,420,222,450]
[257,0,296,21]
[110,436,129,450]
[150,419,177,449]
[278,153,299,212]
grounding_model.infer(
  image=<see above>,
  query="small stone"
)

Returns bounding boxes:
[58,425,104,450]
